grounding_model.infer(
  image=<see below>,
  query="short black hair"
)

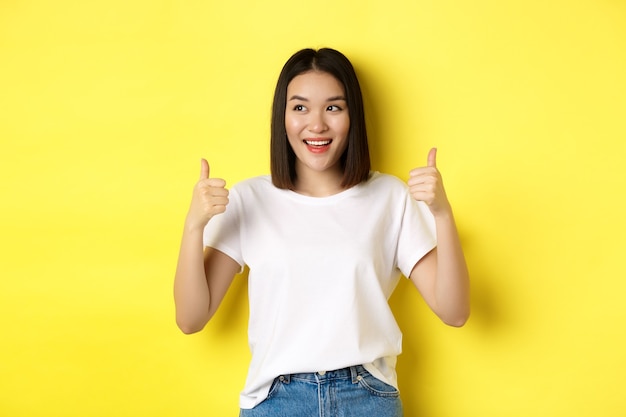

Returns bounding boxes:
[270,48,370,190]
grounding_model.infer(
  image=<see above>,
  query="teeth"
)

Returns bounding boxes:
[304,140,331,146]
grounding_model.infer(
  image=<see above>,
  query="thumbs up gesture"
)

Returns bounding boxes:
[408,148,451,217]
[185,159,229,231]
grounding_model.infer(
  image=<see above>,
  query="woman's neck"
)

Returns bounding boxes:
[292,166,345,197]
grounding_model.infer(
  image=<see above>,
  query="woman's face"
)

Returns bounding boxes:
[285,71,350,179]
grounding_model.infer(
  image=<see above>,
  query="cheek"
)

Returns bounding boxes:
[285,120,302,147]
[284,115,302,136]
[332,116,350,137]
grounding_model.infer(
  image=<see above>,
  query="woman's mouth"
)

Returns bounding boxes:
[303,139,333,153]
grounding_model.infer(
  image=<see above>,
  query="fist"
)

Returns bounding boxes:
[407,148,451,216]
[186,158,229,230]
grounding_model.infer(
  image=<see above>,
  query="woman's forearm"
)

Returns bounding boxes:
[432,210,470,326]
[173,225,211,334]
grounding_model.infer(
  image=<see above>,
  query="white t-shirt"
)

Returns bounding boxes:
[203,172,437,409]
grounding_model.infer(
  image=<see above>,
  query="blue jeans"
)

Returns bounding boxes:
[239,365,403,417]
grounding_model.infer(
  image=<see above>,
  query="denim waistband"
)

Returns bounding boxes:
[279,365,368,384]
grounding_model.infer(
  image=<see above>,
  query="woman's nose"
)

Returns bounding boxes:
[308,111,328,133]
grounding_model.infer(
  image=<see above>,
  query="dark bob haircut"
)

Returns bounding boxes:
[270,48,371,190]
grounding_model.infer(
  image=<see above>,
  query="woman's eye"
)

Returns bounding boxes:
[327,105,342,112]
[293,104,306,111]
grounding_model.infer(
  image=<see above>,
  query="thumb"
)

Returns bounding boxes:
[200,158,210,180]
[427,147,437,168]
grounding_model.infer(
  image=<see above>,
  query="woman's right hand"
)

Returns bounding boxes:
[185,158,229,231]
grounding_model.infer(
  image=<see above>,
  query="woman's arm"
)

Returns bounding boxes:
[407,148,470,327]
[173,159,240,334]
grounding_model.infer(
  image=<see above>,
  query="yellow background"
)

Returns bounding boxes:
[2,0,625,416]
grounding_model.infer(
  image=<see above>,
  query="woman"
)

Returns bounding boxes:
[174,48,470,416]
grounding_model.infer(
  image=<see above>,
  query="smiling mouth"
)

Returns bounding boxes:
[303,139,332,147]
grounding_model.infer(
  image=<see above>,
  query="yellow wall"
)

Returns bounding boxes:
[1,1,625,416]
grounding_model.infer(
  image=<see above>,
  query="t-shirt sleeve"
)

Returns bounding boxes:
[202,187,245,269]
[396,191,437,278]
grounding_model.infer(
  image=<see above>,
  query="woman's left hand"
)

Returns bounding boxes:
[408,148,452,217]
